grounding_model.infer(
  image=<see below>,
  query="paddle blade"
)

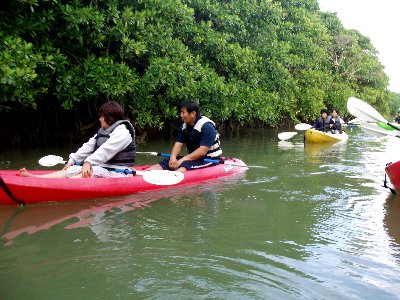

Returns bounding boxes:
[38,155,66,167]
[348,117,363,124]
[278,132,297,141]
[359,122,399,138]
[295,123,312,131]
[136,151,160,156]
[347,97,387,123]
[141,170,184,185]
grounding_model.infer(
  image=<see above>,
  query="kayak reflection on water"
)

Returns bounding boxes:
[0,174,245,246]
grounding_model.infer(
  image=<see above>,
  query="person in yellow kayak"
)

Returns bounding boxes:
[329,108,346,134]
[312,109,331,132]
[19,101,136,178]
[148,100,222,173]
[395,111,400,124]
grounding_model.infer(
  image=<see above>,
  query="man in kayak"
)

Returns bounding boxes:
[19,101,136,178]
[148,100,222,173]
[312,109,331,132]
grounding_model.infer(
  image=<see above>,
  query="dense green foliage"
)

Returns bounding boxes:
[0,0,393,144]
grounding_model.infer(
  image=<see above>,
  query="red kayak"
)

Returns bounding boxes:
[385,160,400,193]
[0,158,247,206]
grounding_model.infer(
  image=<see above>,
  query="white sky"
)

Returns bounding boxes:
[318,0,400,93]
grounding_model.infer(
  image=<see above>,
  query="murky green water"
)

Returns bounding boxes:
[1,128,400,299]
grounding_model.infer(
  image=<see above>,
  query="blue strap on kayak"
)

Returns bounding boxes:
[113,168,136,175]
[154,152,221,164]
[203,157,221,163]
[112,154,221,174]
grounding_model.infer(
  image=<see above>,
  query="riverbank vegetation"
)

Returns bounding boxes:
[0,0,397,146]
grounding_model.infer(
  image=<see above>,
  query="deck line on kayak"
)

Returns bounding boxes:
[0,176,25,206]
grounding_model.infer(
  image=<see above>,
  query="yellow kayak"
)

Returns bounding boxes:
[304,129,348,143]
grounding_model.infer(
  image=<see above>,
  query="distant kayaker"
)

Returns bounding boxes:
[395,111,400,124]
[148,100,222,173]
[19,101,136,178]
[329,108,345,134]
[312,109,331,132]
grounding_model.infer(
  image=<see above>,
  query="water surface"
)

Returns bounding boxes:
[0,128,399,299]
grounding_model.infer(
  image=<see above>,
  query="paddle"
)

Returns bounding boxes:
[141,170,184,185]
[136,152,265,168]
[348,117,363,124]
[359,122,400,138]
[37,155,185,185]
[38,155,66,167]
[377,122,397,131]
[347,96,400,131]
[277,132,298,141]
[294,123,312,131]
[277,123,313,141]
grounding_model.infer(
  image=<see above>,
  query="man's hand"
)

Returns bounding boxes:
[168,157,180,170]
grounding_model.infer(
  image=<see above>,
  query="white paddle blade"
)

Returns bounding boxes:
[359,123,399,138]
[136,151,159,156]
[347,97,387,123]
[141,170,184,185]
[348,117,363,124]
[278,132,298,141]
[295,123,312,131]
[38,155,66,167]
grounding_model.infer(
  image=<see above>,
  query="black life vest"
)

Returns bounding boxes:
[94,120,136,166]
[315,116,331,132]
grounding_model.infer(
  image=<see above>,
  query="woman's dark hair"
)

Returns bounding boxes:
[179,100,200,116]
[98,101,125,125]
[332,108,340,114]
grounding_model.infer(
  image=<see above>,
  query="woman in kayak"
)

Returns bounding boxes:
[148,100,222,173]
[19,101,136,178]
[329,108,345,134]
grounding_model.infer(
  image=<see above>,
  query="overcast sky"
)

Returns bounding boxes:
[317,0,400,93]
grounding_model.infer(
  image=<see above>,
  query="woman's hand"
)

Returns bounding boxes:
[81,161,93,178]
[62,160,75,171]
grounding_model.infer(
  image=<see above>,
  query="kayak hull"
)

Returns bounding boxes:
[304,129,348,143]
[385,160,400,192]
[0,159,247,205]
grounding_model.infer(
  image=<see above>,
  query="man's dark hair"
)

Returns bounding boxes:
[98,101,125,125]
[320,108,328,114]
[179,100,200,116]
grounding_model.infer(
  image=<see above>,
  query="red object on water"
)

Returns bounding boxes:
[0,158,247,205]
[385,160,400,192]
